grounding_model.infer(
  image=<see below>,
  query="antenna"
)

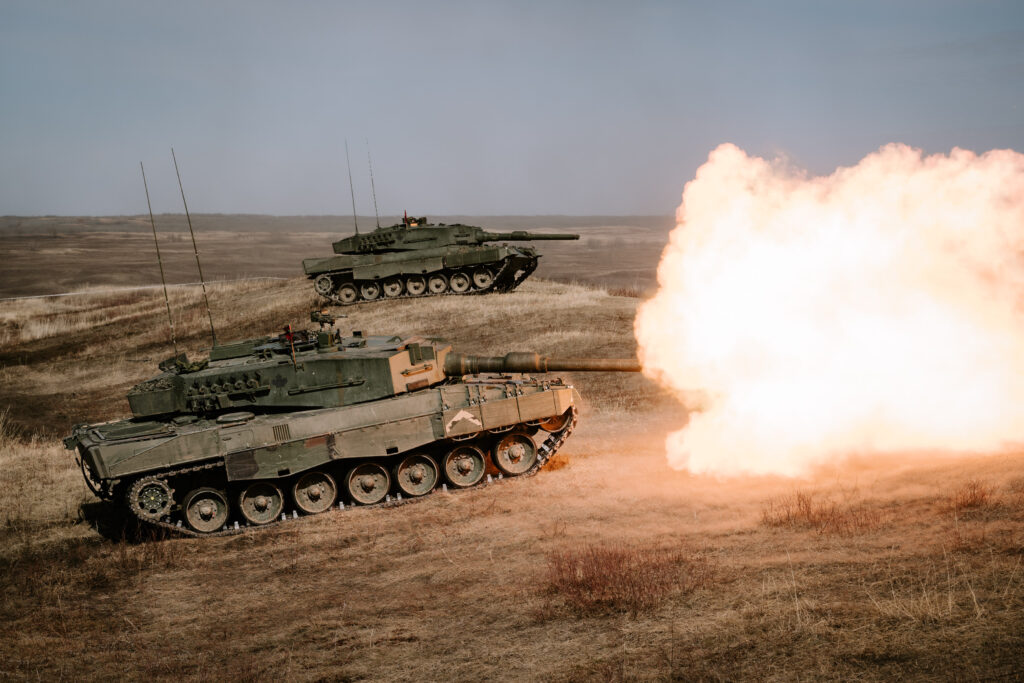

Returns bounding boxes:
[140,161,178,356]
[345,139,359,235]
[366,139,381,228]
[171,147,218,347]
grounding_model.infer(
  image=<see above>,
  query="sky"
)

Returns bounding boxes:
[1,0,1022,216]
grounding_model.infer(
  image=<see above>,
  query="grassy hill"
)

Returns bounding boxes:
[1,278,1022,680]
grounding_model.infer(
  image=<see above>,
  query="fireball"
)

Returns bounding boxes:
[636,143,1024,476]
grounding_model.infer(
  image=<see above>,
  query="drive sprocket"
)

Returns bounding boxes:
[126,476,174,522]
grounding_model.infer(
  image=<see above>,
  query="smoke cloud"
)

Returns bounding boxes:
[636,143,1024,476]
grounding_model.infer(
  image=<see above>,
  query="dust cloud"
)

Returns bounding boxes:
[636,143,1024,476]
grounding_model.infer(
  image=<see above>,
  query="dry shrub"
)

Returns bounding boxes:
[761,490,882,535]
[543,543,712,616]
[607,286,643,298]
[948,480,995,513]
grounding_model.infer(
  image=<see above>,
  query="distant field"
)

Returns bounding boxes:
[1,276,1022,680]
[0,214,672,298]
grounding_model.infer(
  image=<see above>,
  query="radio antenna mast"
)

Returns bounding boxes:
[366,139,381,228]
[171,147,217,347]
[140,161,178,356]
[345,139,359,235]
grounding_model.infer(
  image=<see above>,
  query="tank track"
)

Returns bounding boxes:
[128,406,577,538]
[318,254,539,307]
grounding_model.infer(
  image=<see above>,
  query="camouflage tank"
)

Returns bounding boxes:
[302,215,580,305]
[64,313,639,535]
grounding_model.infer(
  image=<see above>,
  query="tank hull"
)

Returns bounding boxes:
[70,380,578,534]
[303,244,540,305]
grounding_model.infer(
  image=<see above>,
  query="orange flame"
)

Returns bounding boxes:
[636,143,1024,476]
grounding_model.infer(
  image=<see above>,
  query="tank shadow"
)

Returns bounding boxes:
[79,501,172,543]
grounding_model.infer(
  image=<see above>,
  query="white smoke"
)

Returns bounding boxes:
[636,143,1024,476]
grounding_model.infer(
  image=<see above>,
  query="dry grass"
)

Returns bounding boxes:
[761,489,884,535]
[606,285,645,298]
[0,409,91,542]
[0,218,671,298]
[2,242,1024,680]
[542,543,713,616]
[948,479,996,513]
[864,549,1023,626]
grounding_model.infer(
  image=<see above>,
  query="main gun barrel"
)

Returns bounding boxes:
[444,352,641,375]
[480,230,580,241]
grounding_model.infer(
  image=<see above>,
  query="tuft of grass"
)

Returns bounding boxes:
[761,490,882,535]
[863,550,1020,624]
[948,479,995,513]
[542,543,713,616]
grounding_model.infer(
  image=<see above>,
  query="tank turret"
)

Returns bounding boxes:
[123,328,442,419]
[302,217,580,305]
[64,316,640,535]
[330,223,579,255]
[121,327,637,421]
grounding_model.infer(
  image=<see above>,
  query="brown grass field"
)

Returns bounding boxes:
[1,224,1023,680]
[0,215,670,298]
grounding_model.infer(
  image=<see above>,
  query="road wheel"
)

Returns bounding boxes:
[394,453,439,497]
[360,282,381,301]
[238,482,284,525]
[449,272,471,293]
[313,274,335,296]
[382,277,404,298]
[292,471,337,514]
[405,275,427,296]
[492,432,538,476]
[472,268,494,289]
[337,283,358,304]
[427,274,448,294]
[182,487,230,533]
[443,445,486,488]
[346,463,390,505]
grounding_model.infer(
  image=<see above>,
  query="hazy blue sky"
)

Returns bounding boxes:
[1,0,1022,216]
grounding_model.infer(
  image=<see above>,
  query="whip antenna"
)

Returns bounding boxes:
[345,139,359,235]
[140,161,178,356]
[366,139,381,228]
[171,147,218,346]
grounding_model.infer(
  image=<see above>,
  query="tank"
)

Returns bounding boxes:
[64,314,640,535]
[302,215,580,305]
